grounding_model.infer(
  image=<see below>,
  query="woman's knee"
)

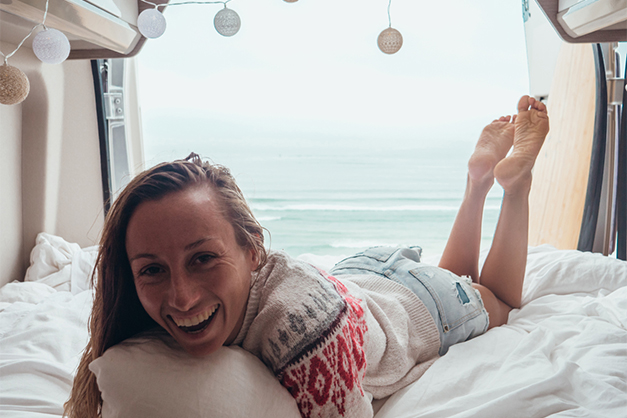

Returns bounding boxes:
[472,283,512,329]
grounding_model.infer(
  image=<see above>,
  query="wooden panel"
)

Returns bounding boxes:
[528,42,597,249]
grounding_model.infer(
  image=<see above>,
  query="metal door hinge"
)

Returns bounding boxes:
[104,91,124,120]
[607,77,625,106]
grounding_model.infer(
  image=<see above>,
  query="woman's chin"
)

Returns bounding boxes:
[167,321,227,357]
[174,332,224,357]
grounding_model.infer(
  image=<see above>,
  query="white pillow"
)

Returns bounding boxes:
[25,232,98,294]
[521,245,627,304]
[89,332,301,418]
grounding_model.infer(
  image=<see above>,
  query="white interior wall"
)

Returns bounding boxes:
[0,40,105,286]
[0,79,24,286]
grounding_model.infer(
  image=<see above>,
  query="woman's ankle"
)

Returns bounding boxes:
[465,175,493,199]
[501,173,532,197]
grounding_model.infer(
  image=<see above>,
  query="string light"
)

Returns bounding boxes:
[32,28,71,64]
[138,0,402,55]
[378,28,403,54]
[0,0,71,105]
[139,0,239,39]
[2,0,407,105]
[137,8,167,38]
[378,0,402,54]
[214,6,241,37]
[0,64,30,105]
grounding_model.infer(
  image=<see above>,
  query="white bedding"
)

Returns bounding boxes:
[0,234,96,417]
[1,233,625,417]
[375,247,627,418]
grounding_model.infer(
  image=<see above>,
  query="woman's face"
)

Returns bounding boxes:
[125,186,258,357]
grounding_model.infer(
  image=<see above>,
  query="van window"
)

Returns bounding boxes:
[135,0,529,257]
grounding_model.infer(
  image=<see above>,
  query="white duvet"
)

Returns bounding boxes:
[1,233,626,417]
[375,247,627,418]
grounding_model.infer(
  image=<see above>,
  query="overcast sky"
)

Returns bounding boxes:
[137,0,531,153]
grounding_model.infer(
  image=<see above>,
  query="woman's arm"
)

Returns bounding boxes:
[240,256,372,418]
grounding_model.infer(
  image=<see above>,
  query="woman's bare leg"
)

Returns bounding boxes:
[478,96,549,312]
[438,116,515,282]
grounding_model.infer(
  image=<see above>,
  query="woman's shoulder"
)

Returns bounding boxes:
[257,250,321,284]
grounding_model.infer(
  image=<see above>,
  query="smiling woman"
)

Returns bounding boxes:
[126,185,259,357]
[2,0,626,417]
[136,0,530,258]
[65,98,556,417]
[64,154,268,417]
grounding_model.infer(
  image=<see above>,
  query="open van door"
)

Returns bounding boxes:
[525,0,626,258]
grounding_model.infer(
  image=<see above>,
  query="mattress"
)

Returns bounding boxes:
[1,233,625,417]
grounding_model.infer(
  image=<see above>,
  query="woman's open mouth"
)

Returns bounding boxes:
[170,305,219,334]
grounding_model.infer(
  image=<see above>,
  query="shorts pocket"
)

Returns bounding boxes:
[409,267,451,331]
[409,267,481,333]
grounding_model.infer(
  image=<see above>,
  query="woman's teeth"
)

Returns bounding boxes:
[172,305,218,331]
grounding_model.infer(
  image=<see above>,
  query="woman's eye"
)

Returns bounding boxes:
[139,265,163,276]
[194,253,215,265]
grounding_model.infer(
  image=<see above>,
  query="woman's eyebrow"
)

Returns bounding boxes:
[184,238,215,251]
[128,253,157,263]
[128,238,215,263]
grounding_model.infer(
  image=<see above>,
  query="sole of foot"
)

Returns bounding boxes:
[468,115,515,188]
[494,95,549,193]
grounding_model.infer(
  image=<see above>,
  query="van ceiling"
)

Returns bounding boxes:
[1,0,625,61]
[0,0,169,59]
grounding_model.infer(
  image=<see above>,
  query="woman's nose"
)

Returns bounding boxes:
[168,269,200,311]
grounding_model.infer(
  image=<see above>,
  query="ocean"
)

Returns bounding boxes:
[145,136,504,260]
[133,0,529,262]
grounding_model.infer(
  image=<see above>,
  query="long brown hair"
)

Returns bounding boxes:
[64,154,267,417]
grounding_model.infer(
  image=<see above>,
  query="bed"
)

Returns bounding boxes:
[1,233,626,417]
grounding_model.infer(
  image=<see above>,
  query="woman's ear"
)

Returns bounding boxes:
[246,232,264,271]
[252,250,259,269]
[249,246,260,271]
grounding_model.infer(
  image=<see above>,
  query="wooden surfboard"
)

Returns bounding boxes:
[528,42,597,249]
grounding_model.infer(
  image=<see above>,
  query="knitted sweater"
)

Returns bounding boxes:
[231,251,440,418]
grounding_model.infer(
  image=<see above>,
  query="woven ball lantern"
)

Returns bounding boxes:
[378,27,403,54]
[32,28,71,64]
[0,64,30,105]
[138,8,167,38]
[214,7,241,37]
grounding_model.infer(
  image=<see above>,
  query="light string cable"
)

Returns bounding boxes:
[0,0,51,64]
[138,0,239,38]
[387,0,392,28]
[140,0,232,9]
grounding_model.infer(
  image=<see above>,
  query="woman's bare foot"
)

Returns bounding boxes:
[468,116,515,189]
[494,95,549,192]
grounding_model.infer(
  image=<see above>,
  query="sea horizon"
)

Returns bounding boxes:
[144,134,504,260]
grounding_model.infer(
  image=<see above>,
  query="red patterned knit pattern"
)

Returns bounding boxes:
[280,271,368,418]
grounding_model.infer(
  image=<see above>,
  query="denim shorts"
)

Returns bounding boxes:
[329,246,489,356]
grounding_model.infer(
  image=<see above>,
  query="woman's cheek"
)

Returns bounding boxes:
[134,282,160,316]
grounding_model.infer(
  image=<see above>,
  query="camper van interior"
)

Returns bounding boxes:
[1,0,626,417]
